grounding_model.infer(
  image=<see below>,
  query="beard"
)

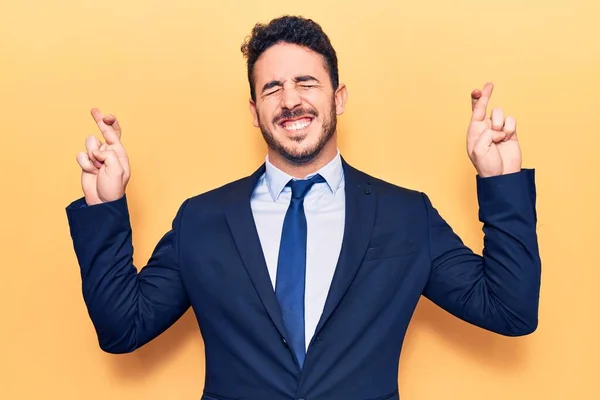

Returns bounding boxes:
[258,101,337,165]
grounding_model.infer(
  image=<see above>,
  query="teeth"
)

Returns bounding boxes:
[283,119,311,131]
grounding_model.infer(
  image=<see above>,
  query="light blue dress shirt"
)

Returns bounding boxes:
[250,151,346,349]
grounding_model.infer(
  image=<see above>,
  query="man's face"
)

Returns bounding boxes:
[249,43,347,165]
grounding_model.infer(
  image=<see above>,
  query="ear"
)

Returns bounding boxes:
[334,83,348,115]
[249,98,259,127]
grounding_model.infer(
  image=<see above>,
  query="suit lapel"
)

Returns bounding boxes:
[223,158,377,345]
[224,164,288,340]
[312,158,377,339]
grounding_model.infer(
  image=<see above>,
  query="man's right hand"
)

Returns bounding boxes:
[76,108,131,206]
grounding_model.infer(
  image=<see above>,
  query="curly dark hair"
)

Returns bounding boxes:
[240,15,339,101]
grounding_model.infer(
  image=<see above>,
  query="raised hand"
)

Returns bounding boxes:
[467,83,521,178]
[76,108,131,205]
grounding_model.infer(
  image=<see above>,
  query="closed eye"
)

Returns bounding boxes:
[264,85,313,96]
[265,88,281,96]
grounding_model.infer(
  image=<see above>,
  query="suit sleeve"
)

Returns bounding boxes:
[65,194,191,353]
[421,168,541,336]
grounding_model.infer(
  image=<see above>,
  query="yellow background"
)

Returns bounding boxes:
[2,0,599,399]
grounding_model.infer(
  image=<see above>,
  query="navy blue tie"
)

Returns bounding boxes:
[275,174,325,369]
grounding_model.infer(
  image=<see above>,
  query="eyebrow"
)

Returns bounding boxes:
[261,75,320,94]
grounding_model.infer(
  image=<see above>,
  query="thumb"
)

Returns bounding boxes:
[472,129,506,157]
[92,149,123,172]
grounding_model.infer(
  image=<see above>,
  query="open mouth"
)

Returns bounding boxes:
[279,116,314,132]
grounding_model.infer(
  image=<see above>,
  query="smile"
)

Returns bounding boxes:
[279,117,313,131]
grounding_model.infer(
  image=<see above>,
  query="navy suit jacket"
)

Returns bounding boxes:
[65,158,541,400]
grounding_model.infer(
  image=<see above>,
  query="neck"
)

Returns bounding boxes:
[268,142,338,179]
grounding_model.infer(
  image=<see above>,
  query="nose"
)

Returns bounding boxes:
[281,86,302,110]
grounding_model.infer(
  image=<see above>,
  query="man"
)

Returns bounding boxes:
[66,15,541,400]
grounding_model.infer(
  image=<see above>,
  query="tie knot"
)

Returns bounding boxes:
[289,174,326,200]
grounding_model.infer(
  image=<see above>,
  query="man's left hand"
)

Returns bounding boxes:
[467,83,521,177]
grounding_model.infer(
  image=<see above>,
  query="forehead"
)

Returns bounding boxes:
[253,43,330,85]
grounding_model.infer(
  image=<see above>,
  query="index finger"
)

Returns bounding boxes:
[90,108,121,144]
[470,82,494,122]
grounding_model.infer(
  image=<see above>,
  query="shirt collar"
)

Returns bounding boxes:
[264,150,344,201]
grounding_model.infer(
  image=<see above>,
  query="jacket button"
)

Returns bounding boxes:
[281,337,289,348]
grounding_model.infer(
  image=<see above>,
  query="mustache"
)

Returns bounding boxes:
[273,107,318,125]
